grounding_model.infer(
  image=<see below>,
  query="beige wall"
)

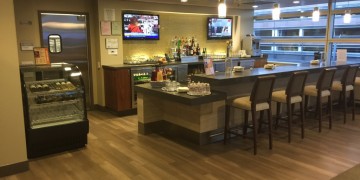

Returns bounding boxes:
[96,0,254,106]
[0,0,27,167]
[13,0,254,107]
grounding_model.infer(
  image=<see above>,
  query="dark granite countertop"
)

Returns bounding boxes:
[192,61,360,85]
[134,83,226,105]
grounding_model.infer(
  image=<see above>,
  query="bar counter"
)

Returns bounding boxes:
[135,61,359,145]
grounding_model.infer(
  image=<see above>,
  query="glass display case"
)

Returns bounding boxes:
[20,63,88,158]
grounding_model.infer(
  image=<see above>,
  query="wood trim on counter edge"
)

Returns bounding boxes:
[0,161,29,178]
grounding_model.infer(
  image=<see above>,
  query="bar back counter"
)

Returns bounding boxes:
[135,61,359,145]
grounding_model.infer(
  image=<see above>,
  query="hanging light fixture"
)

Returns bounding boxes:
[344,1,352,24]
[272,3,280,20]
[312,7,320,22]
[344,10,351,23]
[218,0,227,18]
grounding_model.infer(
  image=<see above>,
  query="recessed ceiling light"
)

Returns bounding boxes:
[293,0,300,4]
[252,5,258,8]
[180,0,188,2]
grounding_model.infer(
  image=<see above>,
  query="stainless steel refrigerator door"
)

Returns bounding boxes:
[40,12,92,108]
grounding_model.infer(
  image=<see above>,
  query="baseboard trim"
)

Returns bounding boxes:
[93,105,137,117]
[0,161,29,177]
[138,121,223,145]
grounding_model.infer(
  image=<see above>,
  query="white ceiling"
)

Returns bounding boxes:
[120,0,356,10]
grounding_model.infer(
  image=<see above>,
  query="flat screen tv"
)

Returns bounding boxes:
[207,17,232,40]
[122,13,160,40]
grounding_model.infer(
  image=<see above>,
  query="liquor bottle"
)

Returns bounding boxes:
[189,44,193,55]
[191,37,195,55]
[151,67,158,81]
[196,43,200,56]
[202,48,207,57]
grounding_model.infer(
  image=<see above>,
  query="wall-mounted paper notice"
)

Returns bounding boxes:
[105,38,118,49]
[104,9,115,21]
[111,21,121,35]
[337,49,347,62]
[101,21,111,36]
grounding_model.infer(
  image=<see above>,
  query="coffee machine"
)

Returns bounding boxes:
[242,34,261,56]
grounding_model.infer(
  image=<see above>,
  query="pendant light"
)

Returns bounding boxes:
[344,1,351,24]
[272,3,280,20]
[218,0,227,18]
[344,10,351,23]
[312,7,320,22]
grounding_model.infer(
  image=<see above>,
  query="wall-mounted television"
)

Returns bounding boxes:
[207,17,232,40]
[122,13,160,40]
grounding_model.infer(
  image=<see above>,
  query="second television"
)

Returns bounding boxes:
[207,17,232,40]
[122,13,160,40]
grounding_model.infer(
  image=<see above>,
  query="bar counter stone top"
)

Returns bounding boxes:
[134,83,226,105]
[192,61,359,86]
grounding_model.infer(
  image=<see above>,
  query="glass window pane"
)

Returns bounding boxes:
[330,43,360,61]
[254,16,327,38]
[254,30,272,37]
[335,1,360,9]
[261,42,325,63]
[303,29,326,37]
[278,29,299,37]
[48,34,62,53]
[333,14,360,38]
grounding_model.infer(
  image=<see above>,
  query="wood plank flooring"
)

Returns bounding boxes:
[2,109,360,180]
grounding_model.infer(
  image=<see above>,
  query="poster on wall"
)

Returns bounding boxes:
[33,47,50,65]
[101,21,111,36]
[105,38,119,49]
[104,8,115,21]
[111,21,121,35]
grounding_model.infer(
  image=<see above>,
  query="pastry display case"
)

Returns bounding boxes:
[20,63,88,158]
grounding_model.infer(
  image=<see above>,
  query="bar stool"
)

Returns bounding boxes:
[304,68,337,132]
[224,75,276,155]
[331,65,358,123]
[355,77,360,103]
[272,71,308,143]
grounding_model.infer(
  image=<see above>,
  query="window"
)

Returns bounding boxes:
[48,34,62,53]
[303,29,326,37]
[278,29,299,37]
[254,30,272,37]
[333,14,360,38]
[331,43,360,61]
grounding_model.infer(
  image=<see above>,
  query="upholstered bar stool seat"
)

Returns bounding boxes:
[231,97,269,111]
[332,81,353,91]
[331,65,358,123]
[272,91,302,104]
[272,71,308,143]
[224,75,276,155]
[355,77,360,86]
[304,68,337,132]
[304,85,331,97]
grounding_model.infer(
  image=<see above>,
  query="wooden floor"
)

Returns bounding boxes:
[3,109,360,180]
